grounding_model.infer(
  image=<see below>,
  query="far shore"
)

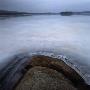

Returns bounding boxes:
[0,10,90,17]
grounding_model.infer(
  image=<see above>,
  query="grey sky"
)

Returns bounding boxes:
[0,0,90,12]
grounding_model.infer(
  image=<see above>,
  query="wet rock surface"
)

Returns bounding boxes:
[0,55,90,90]
[15,66,77,90]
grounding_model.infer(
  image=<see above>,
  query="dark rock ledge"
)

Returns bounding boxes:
[0,55,90,90]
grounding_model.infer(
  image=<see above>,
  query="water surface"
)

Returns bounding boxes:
[0,15,90,84]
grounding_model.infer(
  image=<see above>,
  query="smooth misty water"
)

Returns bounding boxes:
[0,15,90,84]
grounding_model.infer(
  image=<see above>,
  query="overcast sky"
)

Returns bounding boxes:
[0,0,90,12]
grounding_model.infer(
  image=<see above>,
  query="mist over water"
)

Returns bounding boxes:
[0,15,90,84]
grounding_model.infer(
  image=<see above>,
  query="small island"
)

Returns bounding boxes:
[60,11,90,16]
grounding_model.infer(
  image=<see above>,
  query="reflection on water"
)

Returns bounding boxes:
[0,15,90,84]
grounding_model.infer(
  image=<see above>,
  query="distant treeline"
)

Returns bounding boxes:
[0,10,90,16]
[0,10,30,16]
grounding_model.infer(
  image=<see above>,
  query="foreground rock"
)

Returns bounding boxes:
[15,66,77,90]
[15,55,90,90]
[30,55,85,85]
[0,55,90,90]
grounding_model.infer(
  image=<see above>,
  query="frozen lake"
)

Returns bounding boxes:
[0,15,90,84]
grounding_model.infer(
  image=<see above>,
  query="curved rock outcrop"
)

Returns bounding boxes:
[0,55,90,90]
[15,66,77,90]
[15,55,90,90]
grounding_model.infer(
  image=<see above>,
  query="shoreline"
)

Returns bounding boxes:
[0,14,90,17]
